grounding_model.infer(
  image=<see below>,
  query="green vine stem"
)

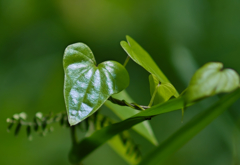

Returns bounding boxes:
[148,84,159,107]
[123,56,130,67]
[70,126,78,145]
[108,96,148,110]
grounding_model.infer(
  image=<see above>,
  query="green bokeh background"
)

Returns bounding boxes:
[1,0,240,164]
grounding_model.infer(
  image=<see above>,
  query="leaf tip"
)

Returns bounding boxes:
[68,117,80,126]
[120,41,127,47]
[126,35,132,40]
[126,35,134,44]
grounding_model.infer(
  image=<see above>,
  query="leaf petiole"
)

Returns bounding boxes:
[123,56,130,67]
[108,96,148,110]
[148,84,160,107]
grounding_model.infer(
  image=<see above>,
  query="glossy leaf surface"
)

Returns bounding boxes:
[120,36,179,97]
[185,62,240,102]
[149,74,177,105]
[105,90,158,145]
[63,43,129,125]
[72,97,185,163]
[139,88,240,165]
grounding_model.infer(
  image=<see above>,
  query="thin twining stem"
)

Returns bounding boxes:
[148,84,160,107]
[108,96,149,110]
[123,56,130,67]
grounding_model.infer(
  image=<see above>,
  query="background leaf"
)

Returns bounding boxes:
[63,43,129,125]
[105,90,158,145]
[185,62,240,102]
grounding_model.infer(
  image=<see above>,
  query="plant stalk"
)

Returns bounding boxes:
[148,84,159,107]
[108,96,148,110]
[70,126,78,145]
[123,56,130,67]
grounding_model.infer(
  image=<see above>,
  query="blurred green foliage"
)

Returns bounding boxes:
[1,0,240,165]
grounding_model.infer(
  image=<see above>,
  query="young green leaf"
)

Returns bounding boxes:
[63,43,130,126]
[105,90,158,145]
[120,36,179,97]
[149,74,177,106]
[185,62,240,102]
[139,88,240,165]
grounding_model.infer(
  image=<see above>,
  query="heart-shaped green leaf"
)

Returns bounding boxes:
[120,36,179,98]
[149,74,177,105]
[63,43,130,126]
[185,62,240,102]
